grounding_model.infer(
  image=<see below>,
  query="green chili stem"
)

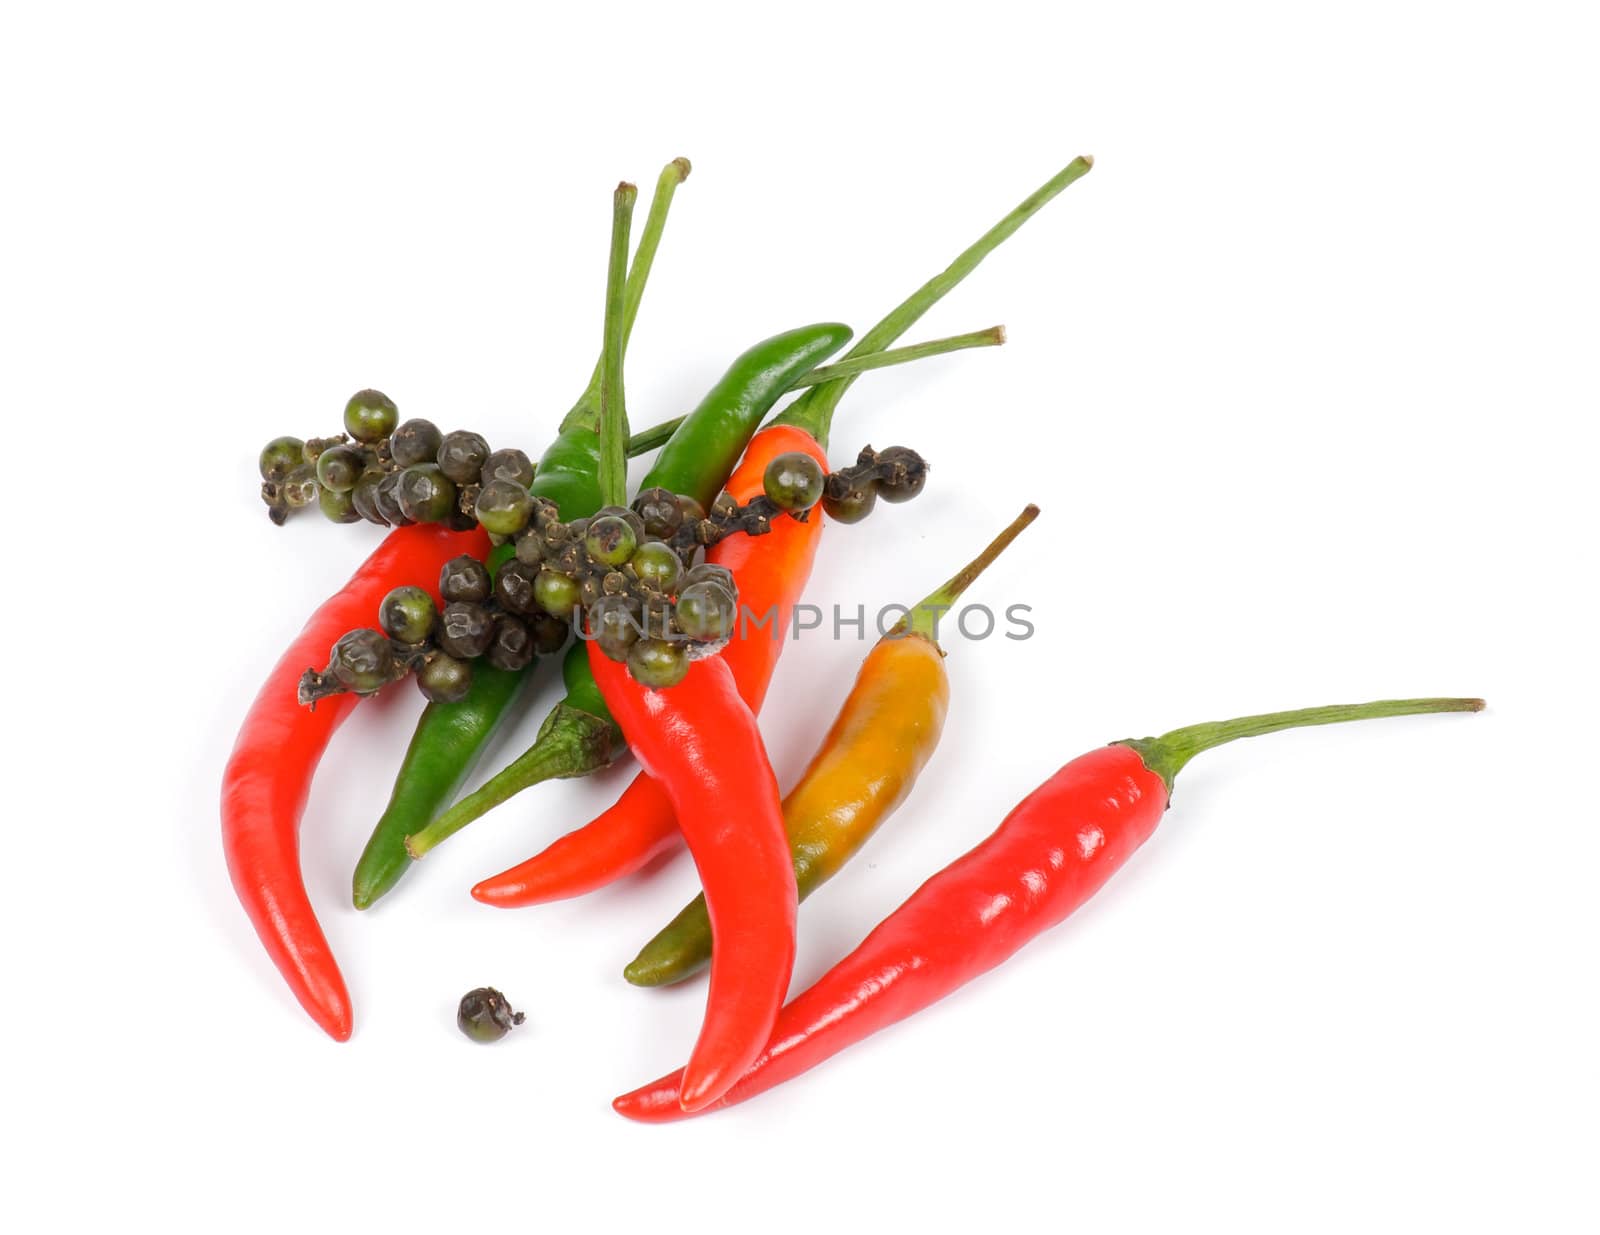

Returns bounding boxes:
[1125,698,1487,792]
[597,182,635,508]
[566,158,689,431]
[900,504,1040,642]
[622,326,1005,457]
[405,703,623,858]
[773,155,1093,448]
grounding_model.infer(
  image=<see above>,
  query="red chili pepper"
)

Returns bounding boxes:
[611,697,1485,1120]
[472,423,822,906]
[222,522,488,1039]
[586,640,796,1112]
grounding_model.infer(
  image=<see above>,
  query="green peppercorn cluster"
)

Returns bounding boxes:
[296,446,922,702]
[821,444,928,523]
[257,389,534,531]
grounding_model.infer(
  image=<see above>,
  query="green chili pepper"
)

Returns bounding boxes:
[351,159,687,909]
[638,321,851,509]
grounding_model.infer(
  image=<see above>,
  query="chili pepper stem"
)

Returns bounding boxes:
[895,504,1040,643]
[773,154,1093,448]
[597,182,635,508]
[1122,697,1487,793]
[567,158,689,429]
[404,703,623,859]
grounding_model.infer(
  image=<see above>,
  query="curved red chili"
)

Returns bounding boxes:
[612,696,1485,1119]
[221,522,488,1039]
[587,641,795,1112]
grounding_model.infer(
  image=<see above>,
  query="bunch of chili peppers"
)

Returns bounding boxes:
[222,153,1484,1116]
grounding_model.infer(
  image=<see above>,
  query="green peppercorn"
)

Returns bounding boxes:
[480,448,535,488]
[822,476,878,524]
[584,514,638,567]
[763,451,826,512]
[390,418,443,468]
[534,568,581,619]
[379,585,437,644]
[675,581,737,642]
[456,987,524,1044]
[318,485,362,524]
[259,436,306,482]
[629,541,682,593]
[476,479,534,536]
[627,637,689,689]
[494,560,540,615]
[282,463,319,510]
[439,555,491,604]
[437,602,494,659]
[329,629,394,694]
[437,431,490,485]
[417,651,473,703]
[344,390,399,444]
[632,487,684,539]
[486,614,535,672]
[874,446,928,503]
[315,445,365,494]
[397,463,457,524]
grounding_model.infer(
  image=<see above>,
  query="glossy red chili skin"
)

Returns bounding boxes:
[473,424,825,906]
[221,523,488,1040]
[587,640,796,1112]
[613,743,1168,1120]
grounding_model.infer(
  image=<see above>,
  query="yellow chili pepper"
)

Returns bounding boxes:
[623,504,1040,987]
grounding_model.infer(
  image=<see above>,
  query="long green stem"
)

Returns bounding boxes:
[1125,698,1487,792]
[565,158,689,431]
[901,504,1039,641]
[773,155,1093,447]
[597,183,635,508]
[622,325,1005,456]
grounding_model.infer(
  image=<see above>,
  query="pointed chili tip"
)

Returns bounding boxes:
[676,1069,726,1113]
[470,877,513,906]
[313,1000,353,1042]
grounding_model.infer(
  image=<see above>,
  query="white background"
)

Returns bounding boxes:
[4,2,1596,1231]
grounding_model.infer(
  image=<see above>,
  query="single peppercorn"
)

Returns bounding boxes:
[629,541,682,593]
[437,431,491,484]
[480,448,535,487]
[439,555,491,604]
[314,445,365,494]
[874,445,929,503]
[476,479,534,536]
[329,629,394,694]
[456,987,525,1043]
[396,464,457,524]
[584,514,638,567]
[379,585,437,644]
[351,472,389,525]
[675,580,737,642]
[528,612,569,655]
[259,436,306,483]
[763,451,826,512]
[632,487,684,539]
[494,560,540,615]
[390,418,443,468]
[417,651,473,703]
[534,568,581,619]
[318,485,361,524]
[590,594,644,662]
[344,390,399,443]
[437,602,495,659]
[822,475,878,524]
[486,614,535,672]
[627,637,689,689]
